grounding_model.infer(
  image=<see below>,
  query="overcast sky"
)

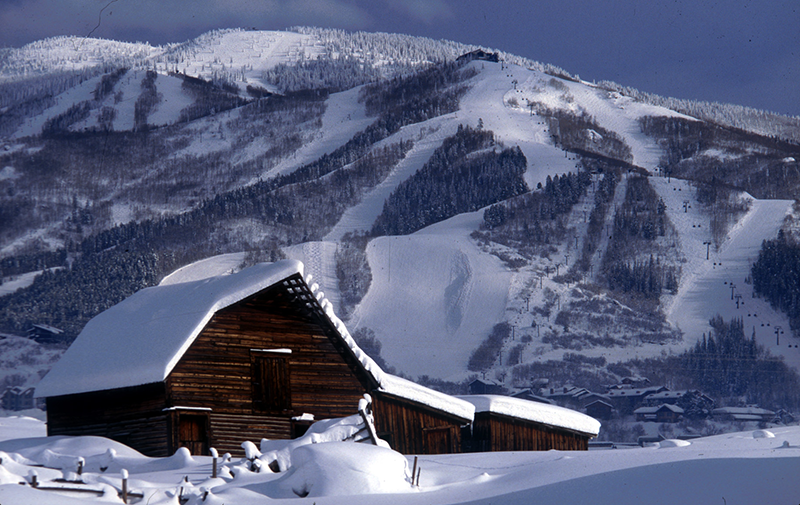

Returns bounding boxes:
[2,0,798,117]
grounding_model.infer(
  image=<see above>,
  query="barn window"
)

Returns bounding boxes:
[252,355,291,412]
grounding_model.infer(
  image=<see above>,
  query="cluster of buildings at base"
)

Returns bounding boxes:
[470,377,789,426]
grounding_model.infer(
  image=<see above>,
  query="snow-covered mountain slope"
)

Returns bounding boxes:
[256,85,375,183]
[2,27,800,400]
[0,37,158,81]
[11,69,194,138]
[350,212,512,379]
[157,30,325,92]
[655,178,798,369]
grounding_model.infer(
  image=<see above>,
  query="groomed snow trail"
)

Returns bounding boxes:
[282,241,342,315]
[461,61,580,189]
[350,212,511,379]
[253,86,373,183]
[324,116,458,240]
[561,83,689,171]
[654,177,799,369]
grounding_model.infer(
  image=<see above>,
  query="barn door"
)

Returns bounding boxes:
[423,426,454,454]
[178,414,209,456]
[252,355,291,412]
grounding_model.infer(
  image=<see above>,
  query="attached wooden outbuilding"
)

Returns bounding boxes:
[35,260,473,458]
[458,395,600,452]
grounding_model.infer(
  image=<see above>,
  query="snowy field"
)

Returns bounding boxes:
[0,416,796,504]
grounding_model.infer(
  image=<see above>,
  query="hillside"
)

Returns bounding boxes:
[1,28,800,417]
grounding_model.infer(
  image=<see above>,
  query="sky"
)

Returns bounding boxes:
[1,0,798,117]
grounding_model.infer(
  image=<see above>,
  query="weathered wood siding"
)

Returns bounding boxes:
[165,276,372,454]
[372,392,466,455]
[467,412,589,452]
[46,383,170,457]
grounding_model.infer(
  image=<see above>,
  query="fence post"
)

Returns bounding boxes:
[210,447,218,479]
[121,469,129,504]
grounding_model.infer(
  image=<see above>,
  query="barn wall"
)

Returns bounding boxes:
[165,277,371,454]
[468,412,589,452]
[372,393,467,455]
[45,383,170,457]
[208,413,291,456]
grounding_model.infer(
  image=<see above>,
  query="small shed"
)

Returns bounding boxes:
[26,324,65,345]
[458,394,600,452]
[36,260,473,457]
[469,379,505,395]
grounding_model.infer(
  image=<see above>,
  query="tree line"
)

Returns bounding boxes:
[603,175,679,300]
[372,125,528,236]
[625,316,800,410]
[752,231,800,334]
[478,169,592,262]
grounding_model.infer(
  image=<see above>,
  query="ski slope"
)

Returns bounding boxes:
[654,177,799,368]
[459,61,580,189]
[12,70,193,138]
[349,212,511,379]
[159,30,325,92]
[324,114,459,240]
[255,85,374,183]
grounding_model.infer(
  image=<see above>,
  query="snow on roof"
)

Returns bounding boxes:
[606,387,664,398]
[647,391,686,399]
[634,404,684,414]
[457,395,601,437]
[35,259,474,422]
[712,407,775,415]
[29,323,63,334]
[35,260,307,398]
[379,375,474,422]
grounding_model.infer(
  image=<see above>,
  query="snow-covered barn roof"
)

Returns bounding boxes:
[457,394,601,437]
[35,260,475,422]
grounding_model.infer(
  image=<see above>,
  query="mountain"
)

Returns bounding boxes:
[1,28,799,409]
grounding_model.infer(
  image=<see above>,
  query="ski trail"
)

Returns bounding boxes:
[324,116,458,241]
[587,173,629,283]
[654,179,799,369]
[252,86,373,184]
[561,174,598,273]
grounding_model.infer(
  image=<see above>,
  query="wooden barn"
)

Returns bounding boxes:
[35,260,474,458]
[458,395,600,452]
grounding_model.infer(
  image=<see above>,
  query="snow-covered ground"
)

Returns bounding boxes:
[159,30,325,93]
[0,269,58,297]
[255,85,374,183]
[0,416,796,504]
